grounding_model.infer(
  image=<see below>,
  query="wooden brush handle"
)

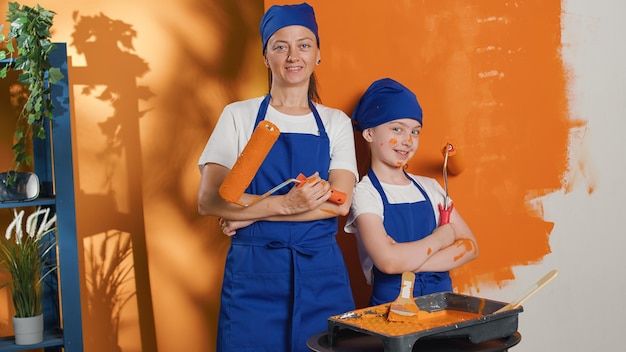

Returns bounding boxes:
[494,269,558,314]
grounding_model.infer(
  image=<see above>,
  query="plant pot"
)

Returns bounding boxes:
[12,314,44,345]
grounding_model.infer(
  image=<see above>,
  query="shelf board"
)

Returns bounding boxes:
[0,329,63,351]
[0,197,56,209]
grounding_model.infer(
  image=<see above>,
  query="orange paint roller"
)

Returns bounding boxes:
[218,120,280,204]
[438,142,465,225]
[441,142,465,176]
[218,120,346,207]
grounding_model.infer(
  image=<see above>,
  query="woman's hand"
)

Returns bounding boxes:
[279,172,332,215]
[219,218,254,236]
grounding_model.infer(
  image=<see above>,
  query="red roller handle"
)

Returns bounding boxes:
[438,202,453,225]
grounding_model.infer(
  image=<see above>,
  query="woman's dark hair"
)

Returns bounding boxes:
[267,69,322,104]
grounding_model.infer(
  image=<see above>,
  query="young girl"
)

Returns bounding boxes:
[345,78,478,306]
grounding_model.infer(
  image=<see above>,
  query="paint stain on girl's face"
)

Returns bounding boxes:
[389,138,398,145]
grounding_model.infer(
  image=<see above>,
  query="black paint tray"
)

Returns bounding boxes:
[327,292,522,352]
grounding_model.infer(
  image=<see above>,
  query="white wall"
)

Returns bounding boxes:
[478,1,626,350]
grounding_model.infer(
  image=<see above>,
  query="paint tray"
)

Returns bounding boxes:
[327,292,522,352]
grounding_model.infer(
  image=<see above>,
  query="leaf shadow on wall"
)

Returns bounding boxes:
[84,231,135,352]
[144,0,267,349]
[68,12,156,352]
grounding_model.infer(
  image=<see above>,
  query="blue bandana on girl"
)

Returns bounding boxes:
[352,78,423,131]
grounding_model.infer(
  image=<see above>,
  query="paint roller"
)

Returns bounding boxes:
[438,142,465,225]
[218,120,280,204]
[218,120,346,207]
[441,141,465,176]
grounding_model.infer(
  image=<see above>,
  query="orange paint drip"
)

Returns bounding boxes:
[427,247,432,255]
[389,138,398,145]
[477,298,487,315]
[456,238,476,253]
[452,239,476,262]
[320,208,339,215]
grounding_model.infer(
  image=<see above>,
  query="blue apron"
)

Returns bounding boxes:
[367,169,452,306]
[216,95,355,352]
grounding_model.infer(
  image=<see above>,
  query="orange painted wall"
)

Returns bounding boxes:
[0,0,575,351]
[266,0,572,306]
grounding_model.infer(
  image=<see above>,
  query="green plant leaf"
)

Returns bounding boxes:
[0,2,59,179]
[48,67,64,84]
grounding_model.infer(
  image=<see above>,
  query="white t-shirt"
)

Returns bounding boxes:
[198,96,358,180]
[344,174,448,284]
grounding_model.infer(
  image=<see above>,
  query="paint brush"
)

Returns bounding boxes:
[387,271,421,322]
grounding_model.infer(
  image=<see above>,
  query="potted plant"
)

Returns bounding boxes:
[0,2,62,187]
[0,206,57,345]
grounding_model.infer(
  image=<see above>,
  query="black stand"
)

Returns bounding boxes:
[307,330,522,352]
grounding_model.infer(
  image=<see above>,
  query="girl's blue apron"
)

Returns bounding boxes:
[367,169,452,306]
[216,95,355,352]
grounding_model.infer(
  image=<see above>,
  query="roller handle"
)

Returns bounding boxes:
[438,202,453,225]
[328,189,347,205]
[296,173,346,205]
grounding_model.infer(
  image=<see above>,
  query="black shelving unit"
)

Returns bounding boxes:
[0,43,83,351]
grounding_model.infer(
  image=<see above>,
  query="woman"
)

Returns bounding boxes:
[197,3,357,351]
[344,78,479,306]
